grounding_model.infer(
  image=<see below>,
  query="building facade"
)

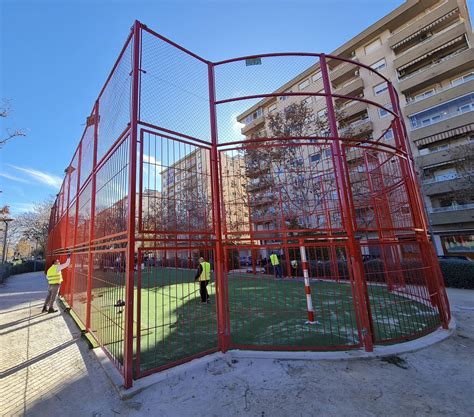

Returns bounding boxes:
[237,0,474,258]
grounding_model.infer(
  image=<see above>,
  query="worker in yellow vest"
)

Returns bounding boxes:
[270,252,283,278]
[42,253,71,313]
[194,257,211,304]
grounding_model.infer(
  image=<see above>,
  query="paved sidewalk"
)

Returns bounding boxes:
[1,272,473,417]
[0,272,117,417]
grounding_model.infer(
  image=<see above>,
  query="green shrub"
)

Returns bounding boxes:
[439,259,474,289]
[11,260,45,276]
[0,263,12,283]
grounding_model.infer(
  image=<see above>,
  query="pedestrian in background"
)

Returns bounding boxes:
[270,252,283,279]
[195,256,211,304]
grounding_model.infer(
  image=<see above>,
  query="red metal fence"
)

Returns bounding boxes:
[46,21,450,388]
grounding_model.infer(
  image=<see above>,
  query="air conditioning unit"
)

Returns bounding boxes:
[350,51,356,58]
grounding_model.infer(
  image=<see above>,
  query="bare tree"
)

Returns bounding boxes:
[1,99,26,148]
[14,199,54,257]
[446,143,474,202]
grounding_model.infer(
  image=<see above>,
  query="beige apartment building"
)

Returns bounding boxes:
[159,147,249,261]
[237,0,474,258]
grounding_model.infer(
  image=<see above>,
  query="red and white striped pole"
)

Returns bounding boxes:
[300,244,316,324]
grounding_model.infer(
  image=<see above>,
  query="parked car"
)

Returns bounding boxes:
[438,255,472,262]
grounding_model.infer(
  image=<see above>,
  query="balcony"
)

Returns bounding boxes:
[422,175,470,196]
[389,0,460,49]
[410,111,474,143]
[250,194,276,206]
[241,114,265,135]
[416,149,455,169]
[340,118,373,138]
[251,230,279,240]
[429,204,474,226]
[398,48,474,93]
[405,79,474,116]
[334,78,364,100]
[247,177,271,191]
[338,101,368,121]
[330,60,359,85]
[394,22,467,70]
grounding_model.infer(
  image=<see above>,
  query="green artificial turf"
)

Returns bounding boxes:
[81,267,440,375]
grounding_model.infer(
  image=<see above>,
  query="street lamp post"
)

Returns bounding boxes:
[1,218,13,264]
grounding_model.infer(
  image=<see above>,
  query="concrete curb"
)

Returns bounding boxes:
[230,319,456,361]
[92,348,226,400]
[93,319,455,399]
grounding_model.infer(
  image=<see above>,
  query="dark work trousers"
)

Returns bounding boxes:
[199,280,210,302]
[273,264,283,278]
[44,284,60,309]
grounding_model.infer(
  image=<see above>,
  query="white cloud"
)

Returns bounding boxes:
[0,172,30,183]
[8,165,63,189]
[231,113,245,138]
[11,202,36,213]
[143,154,160,166]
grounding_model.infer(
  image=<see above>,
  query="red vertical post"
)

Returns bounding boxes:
[208,62,230,352]
[86,102,99,330]
[69,142,82,309]
[62,171,72,303]
[320,54,374,351]
[124,20,141,389]
[388,85,449,328]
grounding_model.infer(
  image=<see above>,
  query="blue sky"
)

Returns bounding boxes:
[1,0,472,215]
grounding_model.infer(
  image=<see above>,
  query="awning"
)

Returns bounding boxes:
[392,8,459,50]
[415,123,474,146]
[398,35,465,71]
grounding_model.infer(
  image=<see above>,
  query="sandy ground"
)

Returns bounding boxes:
[1,272,473,417]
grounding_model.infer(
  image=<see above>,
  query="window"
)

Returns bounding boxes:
[378,104,393,118]
[374,82,388,96]
[413,89,435,102]
[420,114,441,127]
[310,153,321,163]
[409,93,474,129]
[317,109,326,119]
[451,72,474,87]
[302,97,312,106]
[434,168,457,182]
[315,89,324,102]
[312,71,322,82]
[244,108,263,124]
[428,144,449,153]
[364,38,381,55]
[299,79,310,90]
[370,58,386,71]
[458,103,474,114]
[324,148,332,158]
[268,104,277,113]
[384,129,394,140]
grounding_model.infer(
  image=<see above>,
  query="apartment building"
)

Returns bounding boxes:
[237,0,474,258]
[159,148,249,260]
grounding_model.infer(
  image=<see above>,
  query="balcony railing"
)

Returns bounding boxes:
[391,0,449,36]
[395,20,462,58]
[406,76,473,104]
[410,106,474,131]
[429,203,474,213]
[422,174,461,184]
[398,46,468,82]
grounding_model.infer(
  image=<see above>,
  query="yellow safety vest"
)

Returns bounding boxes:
[199,261,211,282]
[270,254,279,266]
[46,264,63,285]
